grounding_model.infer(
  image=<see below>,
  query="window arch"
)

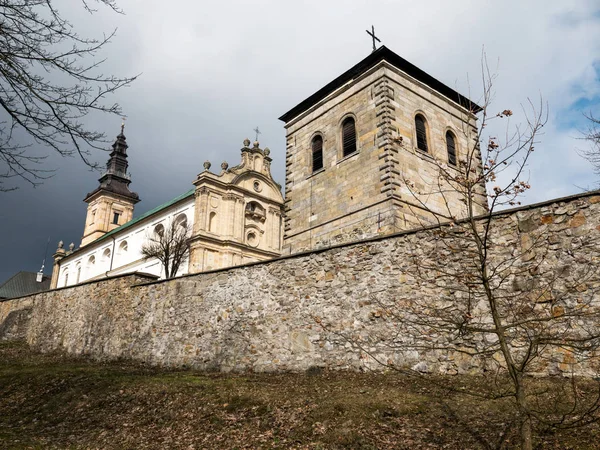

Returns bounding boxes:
[63,270,69,287]
[102,248,111,267]
[154,223,165,238]
[446,131,457,166]
[415,114,428,152]
[86,255,96,277]
[118,240,128,258]
[75,264,81,284]
[341,117,357,157]
[175,213,188,230]
[311,135,323,172]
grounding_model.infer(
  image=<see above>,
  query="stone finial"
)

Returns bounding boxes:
[221,161,229,171]
[264,147,270,156]
[253,141,260,149]
[243,138,251,148]
[203,161,211,171]
[69,242,75,251]
[57,240,64,250]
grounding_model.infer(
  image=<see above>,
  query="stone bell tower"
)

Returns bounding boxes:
[80,124,140,247]
[279,46,486,253]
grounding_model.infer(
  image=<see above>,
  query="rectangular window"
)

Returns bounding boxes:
[112,212,120,225]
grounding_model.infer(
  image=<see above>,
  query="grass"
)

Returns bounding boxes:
[0,341,599,449]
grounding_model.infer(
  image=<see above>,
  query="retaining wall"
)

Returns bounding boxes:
[2,192,600,375]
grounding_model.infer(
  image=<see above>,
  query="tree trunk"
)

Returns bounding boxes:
[516,374,532,450]
[520,414,532,450]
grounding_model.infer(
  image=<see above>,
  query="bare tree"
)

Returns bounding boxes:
[322,61,600,449]
[579,113,600,181]
[141,219,191,279]
[0,0,137,191]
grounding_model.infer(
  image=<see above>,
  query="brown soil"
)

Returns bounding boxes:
[0,342,598,449]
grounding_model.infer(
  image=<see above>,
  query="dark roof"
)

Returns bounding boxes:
[84,177,140,203]
[0,271,51,299]
[279,46,482,123]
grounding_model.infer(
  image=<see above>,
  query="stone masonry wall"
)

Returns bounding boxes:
[1,192,599,376]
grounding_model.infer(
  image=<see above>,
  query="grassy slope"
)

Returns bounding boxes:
[0,342,598,449]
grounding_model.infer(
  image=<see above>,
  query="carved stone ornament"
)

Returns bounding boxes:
[203,161,211,171]
[57,240,64,249]
[264,147,270,156]
[69,243,75,251]
[221,161,229,171]
[243,138,251,147]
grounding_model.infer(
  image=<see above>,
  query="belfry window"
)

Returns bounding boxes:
[446,131,457,166]
[112,212,120,225]
[415,114,428,152]
[341,117,357,157]
[312,135,323,172]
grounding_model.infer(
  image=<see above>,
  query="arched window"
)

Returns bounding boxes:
[341,117,357,157]
[102,248,111,268]
[446,131,457,166]
[415,114,428,152]
[86,255,95,277]
[154,223,165,238]
[311,135,323,172]
[76,264,81,284]
[63,271,69,287]
[175,214,188,230]
[208,212,217,233]
[118,240,128,257]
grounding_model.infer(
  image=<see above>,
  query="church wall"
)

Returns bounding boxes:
[57,197,195,287]
[188,146,284,273]
[2,192,599,376]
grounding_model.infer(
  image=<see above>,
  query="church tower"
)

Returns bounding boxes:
[279,46,487,253]
[80,125,140,247]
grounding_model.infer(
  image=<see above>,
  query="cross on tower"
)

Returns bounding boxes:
[366,25,381,52]
[253,126,261,142]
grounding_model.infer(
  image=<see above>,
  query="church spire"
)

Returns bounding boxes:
[80,124,140,247]
[84,124,140,204]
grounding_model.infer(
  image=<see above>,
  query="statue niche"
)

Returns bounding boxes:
[244,201,265,248]
[245,201,266,223]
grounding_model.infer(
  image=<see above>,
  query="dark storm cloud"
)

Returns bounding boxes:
[1,0,599,282]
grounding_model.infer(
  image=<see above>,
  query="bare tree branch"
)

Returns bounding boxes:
[578,112,600,184]
[318,57,600,450]
[141,219,190,279]
[0,0,138,191]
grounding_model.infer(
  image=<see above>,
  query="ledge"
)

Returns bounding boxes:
[306,168,325,180]
[336,151,360,166]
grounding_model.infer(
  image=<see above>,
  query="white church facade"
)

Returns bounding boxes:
[51,135,284,289]
[51,45,485,288]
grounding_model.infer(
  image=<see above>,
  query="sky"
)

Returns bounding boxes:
[0,0,599,283]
